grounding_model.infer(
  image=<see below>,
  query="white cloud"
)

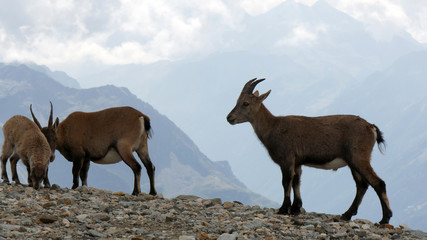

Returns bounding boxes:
[239,0,317,15]
[0,0,427,70]
[396,0,427,43]
[111,0,205,61]
[324,0,427,42]
[0,0,242,67]
[276,23,327,47]
[240,0,285,15]
[409,7,427,42]
[335,0,408,25]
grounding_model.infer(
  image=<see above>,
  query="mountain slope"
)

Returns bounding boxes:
[0,63,276,206]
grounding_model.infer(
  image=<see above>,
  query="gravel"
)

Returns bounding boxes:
[0,182,426,239]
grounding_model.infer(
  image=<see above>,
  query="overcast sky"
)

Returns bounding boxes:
[0,0,426,72]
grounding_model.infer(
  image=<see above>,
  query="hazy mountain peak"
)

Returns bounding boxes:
[25,63,81,89]
[1,62,80,89]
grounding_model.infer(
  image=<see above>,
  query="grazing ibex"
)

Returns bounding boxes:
[2,102,59,188]
[1,114,53,189]
[227,78,392,224]
[55,106,156,196]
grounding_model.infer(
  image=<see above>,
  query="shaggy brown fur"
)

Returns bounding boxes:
[1,115,52,189]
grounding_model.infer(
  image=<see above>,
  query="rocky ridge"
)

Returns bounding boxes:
[0,182,425,239]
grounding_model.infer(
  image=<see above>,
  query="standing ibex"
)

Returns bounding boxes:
[55,106,156,196]
[1,103,57,189]
[227,78,392,224]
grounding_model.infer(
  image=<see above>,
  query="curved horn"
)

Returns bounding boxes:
[30,104,42,130]
[241,78,257,93]
[48,101,53,128]
[243,78,265,94]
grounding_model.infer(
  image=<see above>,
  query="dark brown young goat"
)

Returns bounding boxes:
[1,103,58,189]
[227,78,392,224]
[55,106,156,196]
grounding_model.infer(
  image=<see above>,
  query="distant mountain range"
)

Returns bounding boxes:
[0,63,276,207]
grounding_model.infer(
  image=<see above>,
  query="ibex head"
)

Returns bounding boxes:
[227,78,271,125]
[31,162,48,190]
[30,102,59,162]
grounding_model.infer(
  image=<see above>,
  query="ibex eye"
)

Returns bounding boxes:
[243,102,249,107]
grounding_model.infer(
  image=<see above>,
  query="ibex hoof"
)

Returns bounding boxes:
[291,207,302,215]
[379,218,390,225]
[277,207,290,215]
[340,214,352,221]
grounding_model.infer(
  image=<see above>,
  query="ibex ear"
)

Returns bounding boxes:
[253,90,260,97]
[54,117,60,130]
[258,90,271,102]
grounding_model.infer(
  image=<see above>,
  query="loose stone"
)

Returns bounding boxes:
[0,182,425,239]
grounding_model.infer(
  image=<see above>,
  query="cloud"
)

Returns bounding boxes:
[240,0,285,15]
[324,0,427,42]
[239,0,317,15]
[0,0,239,67]
[275,23,327,47]
[332,0,408,25]
[0,0,426,70]
[110,0,207,60]
[0,1,118,64]
[396,0,427,43]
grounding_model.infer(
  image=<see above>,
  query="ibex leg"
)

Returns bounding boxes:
[1,140,12,183]
[71,155,84,189]
[352,158,392,224]
[136,148,156,196]
[341,169,368,221]
[10,154,21,184]
[291,165,302,214]
[80,159,90,186]
[1,156,10,183]
[117,143,141,195]
[278,162,295,215]
[43,167,51,188]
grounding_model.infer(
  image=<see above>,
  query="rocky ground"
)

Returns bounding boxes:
[0,182,426,239]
